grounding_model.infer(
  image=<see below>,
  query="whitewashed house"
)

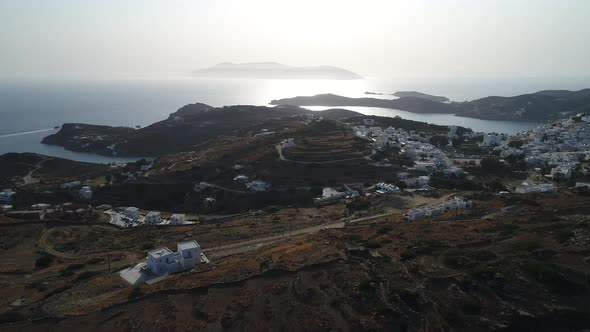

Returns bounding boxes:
[170,214,186,225]
[79,186,93,200]
[281,138,296,149]
[414,161,437,173]
[247,180,271,192]
[363,119,375,126]
[125,207,140,220]
[62,181,81,189]
[145,211,161,224]
[146,240,202,275]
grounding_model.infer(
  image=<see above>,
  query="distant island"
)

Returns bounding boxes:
[192,62,363,80]
[271,89,590,122]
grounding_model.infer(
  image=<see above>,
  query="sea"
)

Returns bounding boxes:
[0,77,587,163]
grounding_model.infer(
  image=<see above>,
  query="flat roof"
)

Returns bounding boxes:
[148,247,173,257]
[171,213,185,218]
[146,211,160,216]
[178,240,200,251]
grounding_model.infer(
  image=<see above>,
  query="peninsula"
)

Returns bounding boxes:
[271,89,590,122]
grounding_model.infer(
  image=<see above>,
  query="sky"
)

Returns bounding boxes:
[1,0,589,80]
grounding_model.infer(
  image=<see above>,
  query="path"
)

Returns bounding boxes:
[275,144,375,165]
[20,157,54,186]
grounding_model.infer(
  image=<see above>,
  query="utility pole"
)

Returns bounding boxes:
[217,223,221,248]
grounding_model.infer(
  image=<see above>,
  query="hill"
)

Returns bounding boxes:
[192,62,363,80]
[42,105,364,157]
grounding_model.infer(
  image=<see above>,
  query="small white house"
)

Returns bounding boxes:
[170,214,186,225]
[79,186,93,200]
[480,133,503,147]
[406,208,426,221]
[146,247,175,275]
[414,161,437,173]
[145,211,161,224]
[146,240,202,275]
[0,189,16,203]
[363,119,375,126]
[125,207,140,220]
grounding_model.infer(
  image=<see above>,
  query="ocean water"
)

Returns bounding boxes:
[0,77,586,163]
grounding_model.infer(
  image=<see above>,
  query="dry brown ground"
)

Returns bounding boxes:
[1,191,590,331]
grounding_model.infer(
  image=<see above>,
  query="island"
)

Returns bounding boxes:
[192,62,363,80]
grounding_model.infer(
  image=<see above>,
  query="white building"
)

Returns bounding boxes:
[31,203,51,210]
[375,183,400,194]
[481,133,503,147]
[125,207,140,220]
[514,183,557,194]
[62,181,81,189]
[363,119,375,126]
[281,137,296,149]
[247,180,271,192]
[146,240,202,275]
[406,208,426,221]
[170,214,186,225]
[145,211,161,224]
[442,166,465,177]
[0,189,16,203]
[233,175,249,182]
[79,186,93,200]
[414,161,437,173]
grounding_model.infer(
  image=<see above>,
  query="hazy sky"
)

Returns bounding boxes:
[1,0,589,79]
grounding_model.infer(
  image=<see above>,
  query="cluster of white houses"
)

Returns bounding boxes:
[353,119,466,178]
[405,197,473,221]
[120,206,187,226]
[479,113,590,187]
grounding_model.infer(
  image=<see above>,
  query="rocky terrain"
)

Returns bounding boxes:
[1,191,589,331]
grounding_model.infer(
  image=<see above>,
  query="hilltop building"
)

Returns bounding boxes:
[0,189,16,203]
